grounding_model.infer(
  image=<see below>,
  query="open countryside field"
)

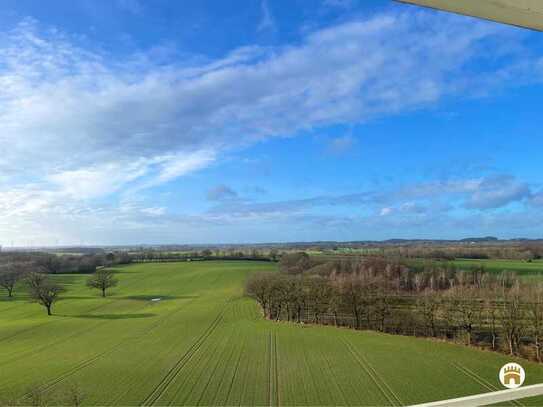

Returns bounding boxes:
[451,259,543,276]
[402,258,543,280]
[2,261,543,406]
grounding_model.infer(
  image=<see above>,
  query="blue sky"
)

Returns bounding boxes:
[0,0,542,246]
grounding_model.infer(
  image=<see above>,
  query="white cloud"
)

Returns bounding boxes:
[0,13,532,181]
[140,207,166,216]
[153,150,216,185]
[47,161,149,200]
[380,207,393,216]
[464,175,531,209]
[0,11,540,244]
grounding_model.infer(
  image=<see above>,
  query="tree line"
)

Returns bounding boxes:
[129,248,279,262]
[0,251,132,274]
[246,254,543,361]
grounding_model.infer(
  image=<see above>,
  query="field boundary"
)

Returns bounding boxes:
[268,331,279,407]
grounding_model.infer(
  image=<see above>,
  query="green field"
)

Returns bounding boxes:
[452,259,543,276]
[2,261,543,406]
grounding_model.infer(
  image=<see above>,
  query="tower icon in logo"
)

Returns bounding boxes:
[499,362,525,389]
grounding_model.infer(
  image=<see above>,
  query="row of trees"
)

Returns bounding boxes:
[347,243,543,261]
[247,257,543,361]
[130,248,279,262]
[0,262,118,315]
[0,251,132,274]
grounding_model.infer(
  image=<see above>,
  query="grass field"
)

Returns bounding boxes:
[452,259,543,276]
[2,261,543,406]
[403,258,543,280]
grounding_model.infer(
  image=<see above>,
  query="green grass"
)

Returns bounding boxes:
[405,258,543,280]
[452,259,543,276]
[1,261,543,406]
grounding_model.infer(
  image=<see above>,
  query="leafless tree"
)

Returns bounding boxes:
[418,290,440,337]
[0,262,29,297]
[26,272,65,316]
[482,287,500,351]
[499,283,524,355]
[453,286,482,346]
[527,283,543,361]
[86,269,118,297]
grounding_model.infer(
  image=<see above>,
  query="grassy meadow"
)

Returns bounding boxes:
[2,261,543,405]
[452,259,543,276]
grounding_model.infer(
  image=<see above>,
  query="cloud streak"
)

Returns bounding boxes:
[0,11,541,244]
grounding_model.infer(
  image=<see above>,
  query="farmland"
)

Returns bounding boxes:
[2,261,543,405]
[451,259,543,276]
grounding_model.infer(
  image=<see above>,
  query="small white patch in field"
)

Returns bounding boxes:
[151,298,161,302]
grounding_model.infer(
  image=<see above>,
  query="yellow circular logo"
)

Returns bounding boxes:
[499,362,525,389]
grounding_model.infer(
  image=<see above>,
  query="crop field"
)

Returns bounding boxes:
[451,259,543,276]
[2,261,543,406]
[404,258,543,280]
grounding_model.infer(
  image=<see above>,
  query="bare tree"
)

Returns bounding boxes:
[453,286,482,346]
[418,290,440,337]
[338,274,365,329]
[86,269,118,297]
[527,283,543,362]
[0,262,28,297]
[26,272,65,316]
[246,272,274,318]
[500,284,524,356]
[483,287,500,351]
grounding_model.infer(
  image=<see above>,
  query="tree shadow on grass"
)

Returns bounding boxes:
[123,295,197,301]
[58,296,102,301]
[61,313,156,320]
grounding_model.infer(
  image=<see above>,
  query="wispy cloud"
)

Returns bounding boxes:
[0,11,541,244]
[257,0,276,32]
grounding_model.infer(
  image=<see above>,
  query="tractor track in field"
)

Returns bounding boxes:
[267,331,279,407]
[224,335,246,405]
[140,304,228,406]
[185,325,236,406]
[451,362,524,407]
[19,340,127,400]
[195,328,235,406]
[321,347,349,406]
[341,337,400,406]
[170,320,228,406]
[354,344,403,406]
[0,302,28,314]
[273,331,280,407]
[78,296,201,406]
[16,296,200,402]
[0,270,161,345]
[3,268,206,378]
[0,300,114,345]
[0,298,156,370]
